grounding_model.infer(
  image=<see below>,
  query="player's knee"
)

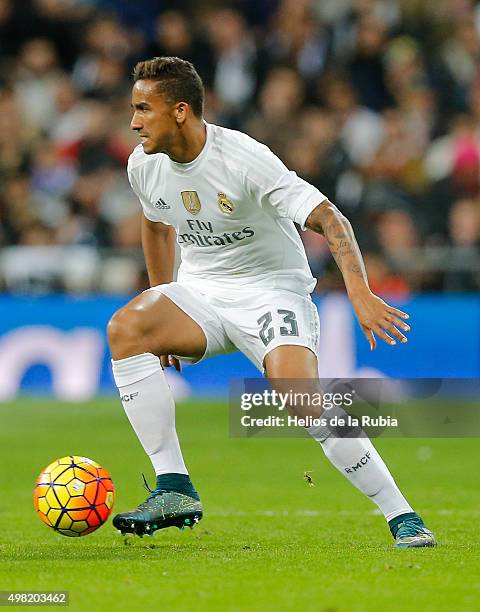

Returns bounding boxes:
[107,307,151,356]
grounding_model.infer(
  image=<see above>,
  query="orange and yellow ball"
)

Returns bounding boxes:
[34,456,115,537]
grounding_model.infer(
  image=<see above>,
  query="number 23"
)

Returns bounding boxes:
[257,309,299,346]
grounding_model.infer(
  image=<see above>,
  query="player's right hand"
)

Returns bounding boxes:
[160,355,182,371]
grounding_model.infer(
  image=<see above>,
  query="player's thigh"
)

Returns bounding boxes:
[222,291,322,418]
[108,288,207,360]
[264,345,323,418]
[264,345,318,378]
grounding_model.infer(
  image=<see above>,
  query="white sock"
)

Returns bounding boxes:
[111,353,188,476]
[308,426,413,522]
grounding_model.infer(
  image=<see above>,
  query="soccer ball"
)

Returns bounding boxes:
[33,456,115,537]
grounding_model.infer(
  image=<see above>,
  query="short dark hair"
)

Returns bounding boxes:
[133,56,204,118]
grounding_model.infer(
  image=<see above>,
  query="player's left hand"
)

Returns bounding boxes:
[160,354,182,371]
[350,290,410,351]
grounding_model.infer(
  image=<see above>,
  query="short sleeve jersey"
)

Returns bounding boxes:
[127,122,327,295]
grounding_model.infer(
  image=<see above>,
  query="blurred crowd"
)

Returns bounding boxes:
[1,0,480,294]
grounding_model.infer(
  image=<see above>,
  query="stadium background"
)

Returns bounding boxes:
[0,0,479,397]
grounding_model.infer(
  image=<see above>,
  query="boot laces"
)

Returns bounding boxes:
[140,474,166,504]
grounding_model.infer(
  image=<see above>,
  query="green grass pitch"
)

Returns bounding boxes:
[1,399,479,611]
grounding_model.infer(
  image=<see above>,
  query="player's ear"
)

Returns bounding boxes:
[174,102,188,126]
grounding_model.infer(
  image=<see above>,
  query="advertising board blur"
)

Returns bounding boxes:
[0,294,476,400]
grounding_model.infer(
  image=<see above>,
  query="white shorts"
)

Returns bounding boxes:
[148,281,320,372]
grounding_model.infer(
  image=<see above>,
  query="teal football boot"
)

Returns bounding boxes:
[389,512,436,548]
[113,475,203,536]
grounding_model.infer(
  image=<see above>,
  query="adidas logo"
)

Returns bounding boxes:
[154,198,170,210]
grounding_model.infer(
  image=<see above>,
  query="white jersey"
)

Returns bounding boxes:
[127,122,326,296]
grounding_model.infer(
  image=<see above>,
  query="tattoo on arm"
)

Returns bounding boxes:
[305,200,368,283]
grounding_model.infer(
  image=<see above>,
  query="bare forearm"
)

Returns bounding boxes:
[141,217,176,286]
[305,200,369,297]
[305,200,411,350]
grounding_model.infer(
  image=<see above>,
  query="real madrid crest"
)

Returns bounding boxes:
[218,192,235,215]
[181,191,202,215]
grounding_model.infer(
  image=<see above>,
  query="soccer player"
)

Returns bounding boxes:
[108,57,435,548]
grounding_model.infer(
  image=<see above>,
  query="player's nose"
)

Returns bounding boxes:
[130,113,143,131]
